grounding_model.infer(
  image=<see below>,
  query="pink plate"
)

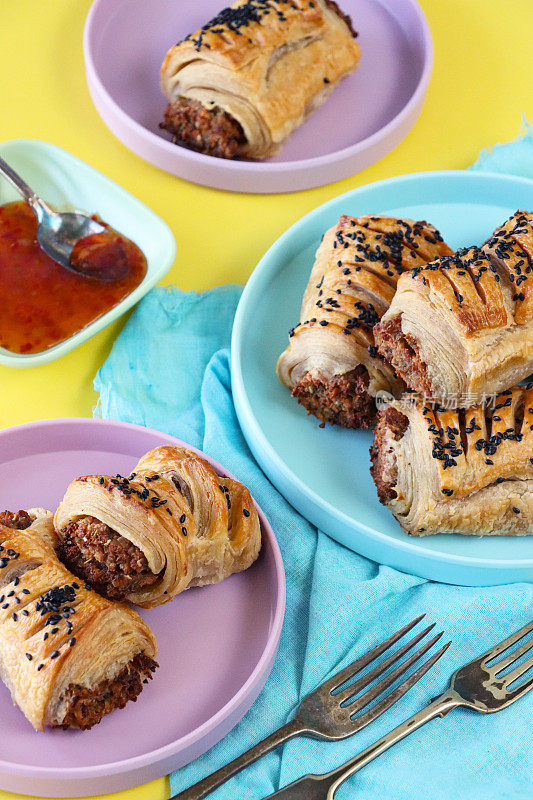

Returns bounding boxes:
[83,0,433,193]
[0,419,285,797]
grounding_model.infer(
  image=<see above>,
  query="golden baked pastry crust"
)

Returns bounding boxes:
[54,446,261,608]
[160,0,361,159]
[0,509,156,730]
[484,210,533,325]
[370,385,533,536]
[375,212,533,406]
[276,215,453,425]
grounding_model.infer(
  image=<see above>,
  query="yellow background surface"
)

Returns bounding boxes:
[0,1,532,799]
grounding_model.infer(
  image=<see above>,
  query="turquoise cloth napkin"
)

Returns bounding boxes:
[95,127,533,800]
[471,118,533,179]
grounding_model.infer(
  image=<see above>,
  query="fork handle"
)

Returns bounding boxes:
[170,718,305,800]
[324,690,461,798]
[263,692,462,800]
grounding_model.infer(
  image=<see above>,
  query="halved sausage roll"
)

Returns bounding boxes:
[0,509,157,730]
[54,446,261,608]
[370,384,533,535]
[375,211,533,407]
[160,0,360,159]
[276,214,453,427]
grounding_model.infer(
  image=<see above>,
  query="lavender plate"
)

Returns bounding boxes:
[0,419,285,797]
[83,0,432,193]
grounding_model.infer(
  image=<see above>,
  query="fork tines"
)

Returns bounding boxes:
[324,616,451,722]
[481,619,533,695]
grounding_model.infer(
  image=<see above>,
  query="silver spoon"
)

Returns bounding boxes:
[0,155,105,273]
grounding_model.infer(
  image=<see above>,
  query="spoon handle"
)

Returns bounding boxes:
[0,156,52,218]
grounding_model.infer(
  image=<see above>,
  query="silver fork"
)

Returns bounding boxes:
[264,619,533,800]
[172,616,450,800]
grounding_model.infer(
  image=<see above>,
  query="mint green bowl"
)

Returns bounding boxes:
[0,139,176,367]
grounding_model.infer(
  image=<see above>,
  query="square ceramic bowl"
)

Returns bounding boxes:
[0,139,176,367]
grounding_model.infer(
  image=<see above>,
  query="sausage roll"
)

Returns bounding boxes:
[0,509,157,730]
[54,446,261,608]
[276,215,453,428]
[370,384,533,536]
[160,0,360,159]
[375,212,533,407]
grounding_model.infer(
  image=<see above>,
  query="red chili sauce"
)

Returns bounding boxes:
[0,201,147,354]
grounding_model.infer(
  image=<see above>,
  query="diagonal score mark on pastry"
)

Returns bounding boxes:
[374,211,533,407]
[159,0,360,159]
[369,384,533,536]
[54,446,261,608]
[276,215,453,428]
[0,509,157,730]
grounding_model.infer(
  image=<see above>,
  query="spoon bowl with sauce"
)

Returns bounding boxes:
[0,156,129,279]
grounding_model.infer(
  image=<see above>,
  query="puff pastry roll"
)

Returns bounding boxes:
[160,0,360,159]
[370,385,533,536]
[54,446,261,608]
[0,509,156,730]
[375,212,533,407]
[276,215,453,427]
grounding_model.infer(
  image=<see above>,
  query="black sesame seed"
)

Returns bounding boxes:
[50,650,60,659]
[243,508,250,517]
[180,514,186,523]
[26,653,32,661]
[512,507,520,514]
[69,638,76,647]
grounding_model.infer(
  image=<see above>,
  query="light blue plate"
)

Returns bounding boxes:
[231,170,533,586]
[0,140,176,367]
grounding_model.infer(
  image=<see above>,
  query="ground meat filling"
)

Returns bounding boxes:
[0,510,32,530]
[160,97,247,159]
[59,653,157,730]
[56,516,159,601]
[375,316,432,396]
[369,407,409,504]
[325,0,358,38]
[292,365,375,428]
